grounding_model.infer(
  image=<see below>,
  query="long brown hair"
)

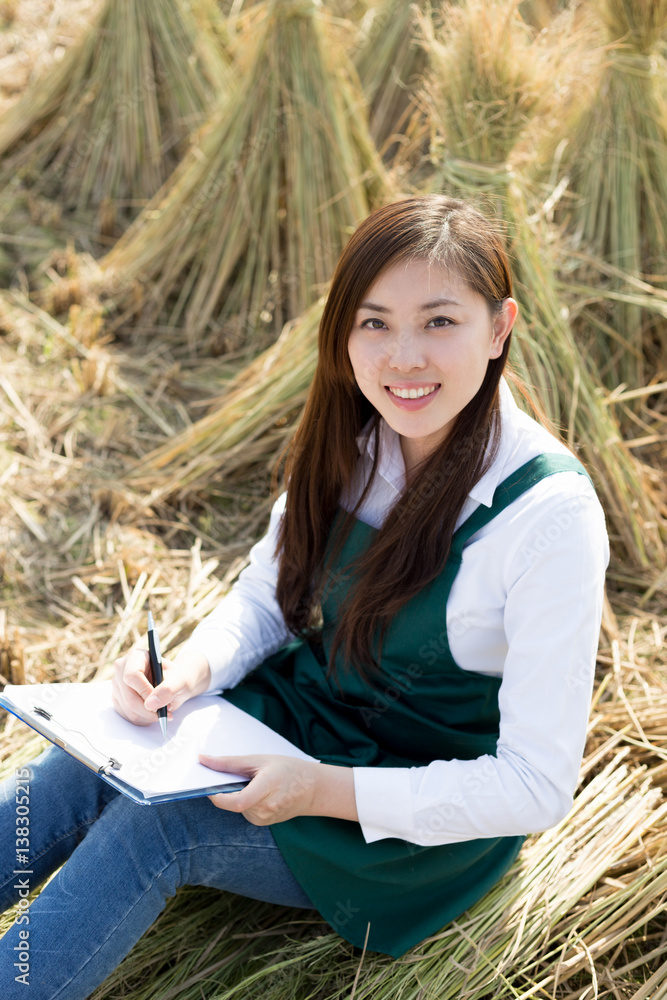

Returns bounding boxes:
[274,195,516,683]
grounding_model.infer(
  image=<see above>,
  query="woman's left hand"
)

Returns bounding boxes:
[199,754,358,825]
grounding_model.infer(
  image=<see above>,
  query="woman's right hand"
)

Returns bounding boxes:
[112,646,212,727]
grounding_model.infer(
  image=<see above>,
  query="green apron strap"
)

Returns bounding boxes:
[450,453,591,558]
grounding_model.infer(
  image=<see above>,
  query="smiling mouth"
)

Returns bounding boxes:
[386,384,440,399]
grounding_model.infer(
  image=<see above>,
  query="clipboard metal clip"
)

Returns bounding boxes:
[33,704,124,775]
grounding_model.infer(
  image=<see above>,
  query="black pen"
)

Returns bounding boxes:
[147,612,168,740]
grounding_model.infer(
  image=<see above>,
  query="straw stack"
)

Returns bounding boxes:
[422,0,666,571]
[94,0,389,350]
[544,0,667,392]
[125,298,324,504]
[0,0,229,236]
[354,0,430,161]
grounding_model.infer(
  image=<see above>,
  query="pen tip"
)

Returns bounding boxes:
[159,716,168,741]
[148,611,154,629]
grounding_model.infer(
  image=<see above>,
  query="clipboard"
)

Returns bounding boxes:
[0,680,317,805]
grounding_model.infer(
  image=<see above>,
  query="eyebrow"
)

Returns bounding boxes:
[358,298,462,312]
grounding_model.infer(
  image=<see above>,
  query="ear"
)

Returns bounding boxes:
[489,297,518,359]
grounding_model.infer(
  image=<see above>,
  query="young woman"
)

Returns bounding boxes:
[0,195,609,999]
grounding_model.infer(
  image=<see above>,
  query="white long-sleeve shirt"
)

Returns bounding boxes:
[185,378,610,846]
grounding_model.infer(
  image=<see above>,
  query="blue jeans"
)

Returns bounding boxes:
[0,745,315,1000]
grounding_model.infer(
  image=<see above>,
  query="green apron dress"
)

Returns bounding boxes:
[223,453,591,956]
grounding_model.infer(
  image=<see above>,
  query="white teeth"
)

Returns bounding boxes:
[388,385,438,399]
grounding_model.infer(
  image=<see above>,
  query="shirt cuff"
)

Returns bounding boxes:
[352,766,413,843]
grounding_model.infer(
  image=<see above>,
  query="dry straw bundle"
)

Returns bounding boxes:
[125,299,325,504]
[95,0,388,349]
[354,0,431,161]
[421,0,666,571]
[544,0,667,392]
[0,0,229,236]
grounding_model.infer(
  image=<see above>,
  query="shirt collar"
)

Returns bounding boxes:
[355,414,407,495]
[355,377,520,508]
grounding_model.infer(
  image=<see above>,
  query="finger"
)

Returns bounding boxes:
[111,686,155,726]
[143,679,176,712]
[115,646,150,675]
[207,774,271,814]
[208,790,246,811]
[114,651,154,707]
[112,651,160,725]
[198,754,261,775]
[124,658,154,701]
[143,659,195,713]
[114,699,173,727]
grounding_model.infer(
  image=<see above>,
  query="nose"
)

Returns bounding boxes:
[387,330,426,371]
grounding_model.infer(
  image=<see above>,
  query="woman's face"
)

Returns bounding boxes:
[347,258,517,475]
